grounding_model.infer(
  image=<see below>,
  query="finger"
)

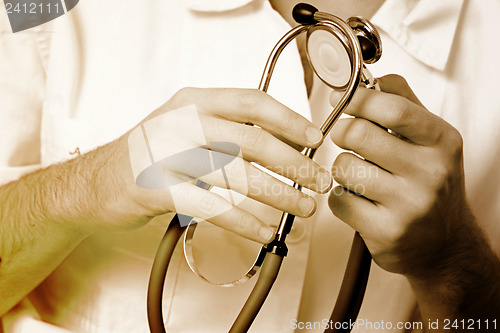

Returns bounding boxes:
[243,163,317,218]
[330,87,448,146]
[328,185,383,233]
[166,150,317,218]
[164,180,275,243]
[332,152,397,204]
[377,74,425,107]
[202,117,332,193]
[271,133,304,152]
[169,87,324,148]
[330,117,421,174]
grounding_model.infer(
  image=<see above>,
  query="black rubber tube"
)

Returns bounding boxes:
[147,214,185,333]
[325,232,372,333]
[147,220,371,333]
[229,253,283,332]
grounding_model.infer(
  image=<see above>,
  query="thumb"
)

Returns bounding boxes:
[377,74,425,107]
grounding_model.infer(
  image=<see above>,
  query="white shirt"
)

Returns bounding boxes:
[1,1,313,332]
[2,0,500,332]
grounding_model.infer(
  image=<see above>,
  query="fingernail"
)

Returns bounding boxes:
[299,196,316,217]
[317,168,333,193]
[306,126,323,145]
[259,227,275,243]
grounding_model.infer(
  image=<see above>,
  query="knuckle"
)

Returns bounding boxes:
[404,175,440,215]
[177,86,192,96]
[398,192,432,225]
[221,159,245,188]
[237,89,263,110]
[295,156,313,180]
[426,162,450,190]
[173,87,194,102]
[327,186,355,222]
[446,127,464,159]
[344,119,369,148]
[199,195,218,217]
[239,127,265,155]
[386,97,410,126]
[388,74,408,87]
[329,90,342,106]
[282,188,298,207]
[247,172,262,196]
[233,212,250,234]
[169,87,198,109]
[281,113,297,135]
[328,188,342,210]
[332,152,352,182]
[417,191,439,217]
[433,160,449,179]
[379,219,403,244]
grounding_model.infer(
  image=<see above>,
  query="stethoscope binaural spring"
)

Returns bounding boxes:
[148,3,383,332]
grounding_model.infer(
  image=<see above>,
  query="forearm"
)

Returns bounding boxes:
[0,151,104,316]
[407,214,500,331]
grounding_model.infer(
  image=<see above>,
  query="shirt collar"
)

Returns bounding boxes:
[182,0,255,12]
[371,0,465,70]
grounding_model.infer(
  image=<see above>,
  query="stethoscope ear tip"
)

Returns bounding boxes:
[292,3,319,25]
[358,35,378,63]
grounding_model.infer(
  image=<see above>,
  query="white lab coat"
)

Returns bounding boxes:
[1,0,499,332]
[1,0,313,332]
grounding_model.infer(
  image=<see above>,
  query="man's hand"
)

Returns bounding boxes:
[328,74,466,274]
[328,74,500,324]
[85,87,332,243]
[0,87,332,316]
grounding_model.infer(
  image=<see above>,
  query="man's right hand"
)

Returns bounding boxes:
[85,88,332,243]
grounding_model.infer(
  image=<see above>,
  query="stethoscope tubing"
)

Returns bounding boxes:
[147,215,184,333]
[227,12,369,332]
[147,220,371,333]
[147,7,374,333]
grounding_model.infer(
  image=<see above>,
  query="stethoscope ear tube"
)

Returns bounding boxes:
[147,4,380,332]
[147,215,185,333]
[325,233,372,333]
[228,253,284,332]
[229,8,372,332]
[146,218,372,333]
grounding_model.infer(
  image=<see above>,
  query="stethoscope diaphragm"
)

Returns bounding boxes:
[306,25,352,90]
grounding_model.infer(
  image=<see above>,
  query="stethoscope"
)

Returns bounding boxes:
[147,3,382,332]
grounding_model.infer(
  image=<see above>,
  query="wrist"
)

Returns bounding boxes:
[64,137,148,232]
[38,140,129,235]
[38,157,97,237]
[0,160,93,255]
[406,210,500,320]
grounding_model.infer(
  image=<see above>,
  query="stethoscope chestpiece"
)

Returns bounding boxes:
[306,24,352,90]
[293,4,382,91]
[346,16,382,64]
